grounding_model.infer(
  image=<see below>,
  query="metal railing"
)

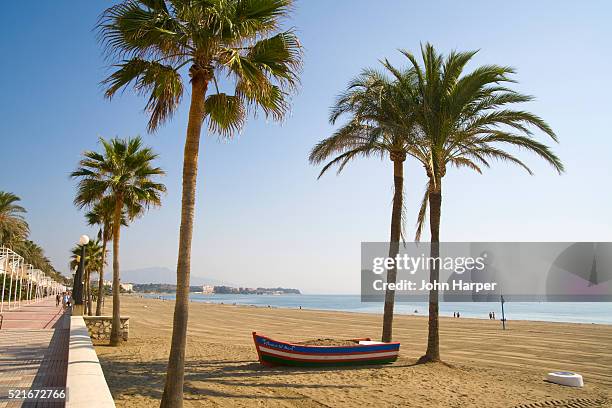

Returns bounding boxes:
[1,246,66,314]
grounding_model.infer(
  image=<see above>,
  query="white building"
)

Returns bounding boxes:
[120,283,134,292]
[202,285,214,294]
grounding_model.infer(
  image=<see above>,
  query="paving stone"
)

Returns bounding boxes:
[0,299,68,408]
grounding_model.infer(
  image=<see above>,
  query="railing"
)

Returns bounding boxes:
[1,246,66,314]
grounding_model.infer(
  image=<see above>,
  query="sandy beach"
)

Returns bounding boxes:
[94,296,612,407]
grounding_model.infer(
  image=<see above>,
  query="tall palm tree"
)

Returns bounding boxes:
[385,44,563,362]
[70,239,104,316]
[309,69,420,342]
[98,1,302,404]
[72,136,165,345]
[85,197,127,316]
[0,192,29,246]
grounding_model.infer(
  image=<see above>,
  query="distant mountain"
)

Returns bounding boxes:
[120,266,233,286]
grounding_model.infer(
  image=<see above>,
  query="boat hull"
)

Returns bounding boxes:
[253,332,400,367]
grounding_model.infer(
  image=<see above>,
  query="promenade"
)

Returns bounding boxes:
[0,298,69,408]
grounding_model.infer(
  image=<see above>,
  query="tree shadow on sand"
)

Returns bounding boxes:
[98,357,368,401]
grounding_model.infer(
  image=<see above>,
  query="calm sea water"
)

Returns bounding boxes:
[143,293,612,325]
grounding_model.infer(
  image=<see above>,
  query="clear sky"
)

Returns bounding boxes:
[1,1,611,294]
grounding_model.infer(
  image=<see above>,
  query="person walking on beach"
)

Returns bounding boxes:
[489,312,493,320]
[492,312,496,320]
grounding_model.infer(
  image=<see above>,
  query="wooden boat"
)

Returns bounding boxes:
[252,332,400,367]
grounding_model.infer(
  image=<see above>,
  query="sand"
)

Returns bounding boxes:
[94,296,612,407]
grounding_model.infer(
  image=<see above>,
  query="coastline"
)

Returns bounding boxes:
[138,293,612,326]
[96,295,612,407]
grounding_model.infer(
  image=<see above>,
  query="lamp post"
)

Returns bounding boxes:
[72,234,89,316]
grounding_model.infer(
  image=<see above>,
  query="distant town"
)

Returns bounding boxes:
[204,285,301,295]
[132,283,300,295]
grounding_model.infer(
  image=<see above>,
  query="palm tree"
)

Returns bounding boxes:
[85,197,127,316]
[72,136,165,345]
[309,69,420,342]
[0,192,29,246]
[70,239,104,316]
[0,193,61,283]
[16,240,54,275]
[386,44,563,362]
[98,1,302,404]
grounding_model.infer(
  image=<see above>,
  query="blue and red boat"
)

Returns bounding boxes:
[252,332,400,367]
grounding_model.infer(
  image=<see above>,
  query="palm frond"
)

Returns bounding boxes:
[414,182,430,242]
[102,59,184,131]
[71,136,166,224]
[99,0,302,138]
[205,93,246,136]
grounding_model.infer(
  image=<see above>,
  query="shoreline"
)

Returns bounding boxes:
[136,293,612,326]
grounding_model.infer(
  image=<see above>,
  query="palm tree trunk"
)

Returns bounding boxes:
[96,236,107,316]
[86,269,93,316]
[109,196,123,346]
[419,181,442,363]
[161,69,209,408]
[381,156,404,342]
[83,269,89,315]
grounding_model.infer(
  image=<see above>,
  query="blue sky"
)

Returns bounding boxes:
[1,1,611,293]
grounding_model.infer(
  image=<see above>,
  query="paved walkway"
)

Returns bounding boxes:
[0,298,69,408]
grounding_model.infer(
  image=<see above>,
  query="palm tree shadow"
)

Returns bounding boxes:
[98,358,366,401]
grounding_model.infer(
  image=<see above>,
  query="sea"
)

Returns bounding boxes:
[142,293,612,325]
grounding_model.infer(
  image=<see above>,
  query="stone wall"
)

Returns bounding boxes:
[83,316,129,341]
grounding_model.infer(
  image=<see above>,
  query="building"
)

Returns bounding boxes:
[120,283,133,292]
[202,285,214,294]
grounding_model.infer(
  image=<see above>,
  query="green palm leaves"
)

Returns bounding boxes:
[98,0,302,134]
[70,239,105,316]
[85,197,128,316]
[0,192,29,245]
[390,44,563,240]
[0,193,60,281]
[85,197,128,244]
[310,68,419,179]
[310,43,563,358]
[70,239,105,273]
[72,136,166,216]
[97,1,302,401]
[310,68,421,342]
[71,136,165,340]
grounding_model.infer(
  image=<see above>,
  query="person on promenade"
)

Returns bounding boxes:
[56,293,61,307]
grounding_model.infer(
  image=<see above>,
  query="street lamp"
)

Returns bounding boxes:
[72,234,89,315]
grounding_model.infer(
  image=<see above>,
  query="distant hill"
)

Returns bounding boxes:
[120,266,234,286]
